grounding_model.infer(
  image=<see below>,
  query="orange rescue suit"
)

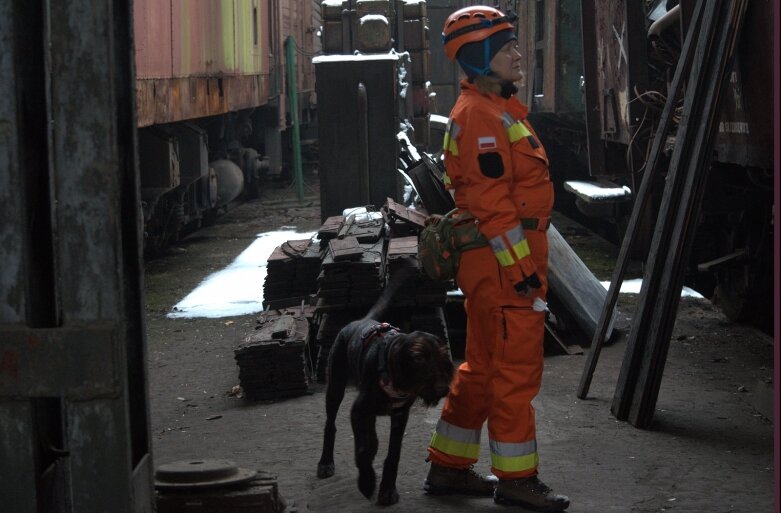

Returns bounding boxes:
[428,79,553,479]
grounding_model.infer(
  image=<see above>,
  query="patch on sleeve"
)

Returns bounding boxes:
[478,136,497,150]
[477,152,504,178]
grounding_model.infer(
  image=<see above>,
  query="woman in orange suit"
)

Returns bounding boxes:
[423,6,570,512]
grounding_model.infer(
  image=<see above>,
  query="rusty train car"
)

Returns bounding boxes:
[511,0,774,332]
[133,0,320,252]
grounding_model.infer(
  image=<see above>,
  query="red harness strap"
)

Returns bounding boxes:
[361,323,411,408]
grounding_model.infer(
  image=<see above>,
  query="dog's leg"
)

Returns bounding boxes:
[351,396,378,500]
[377,408,410,505]
[317,337,348,479]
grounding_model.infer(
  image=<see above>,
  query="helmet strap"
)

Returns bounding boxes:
[458,38,493,77]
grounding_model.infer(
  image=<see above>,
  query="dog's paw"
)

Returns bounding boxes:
[317,462,335,479]
[357,467,376,499]
[377,486,399,505]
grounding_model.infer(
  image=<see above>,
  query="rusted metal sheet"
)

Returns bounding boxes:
[172,1,233,75]
[233,0,265,75]
[133,0,317,126]
[170,1,266,76]
[281,0,319,93]
[133,0,173,78]
[136,75,269,127]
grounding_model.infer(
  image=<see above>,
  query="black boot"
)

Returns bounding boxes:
[494,476,570,512]
[424,463,497,496]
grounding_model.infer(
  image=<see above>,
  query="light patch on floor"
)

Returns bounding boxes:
[600,278,704,298]
[168,229,316,319]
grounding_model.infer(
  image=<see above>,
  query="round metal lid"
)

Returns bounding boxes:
[154,459,257,489]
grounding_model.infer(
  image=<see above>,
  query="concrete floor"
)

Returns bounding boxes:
[143,175,776,512]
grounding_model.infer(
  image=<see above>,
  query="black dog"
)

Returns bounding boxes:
[316,264,454,505]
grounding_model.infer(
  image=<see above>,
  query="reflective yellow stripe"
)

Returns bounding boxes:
[491,452,539,473]
[502,112,534,143]
[511,239,531,260]
[443,172,452,185]
[442,132,458,155]
[430,420,481,459]
[491,226,530,265]
[493,248,514,266]
[430,432,481,460]
[506,121,533,143]
[489,235,515,267]
[506,123,524,143]
[490,439,539,473]
[443,119,461,156]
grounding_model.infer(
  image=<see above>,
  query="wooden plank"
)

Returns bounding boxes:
[577,0,707,401]
[611,0,720,420]
[628,0,748,428]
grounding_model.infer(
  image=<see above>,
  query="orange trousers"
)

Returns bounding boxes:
[428,229,548,479]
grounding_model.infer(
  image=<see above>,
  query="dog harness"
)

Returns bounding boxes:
[362,323,412,408]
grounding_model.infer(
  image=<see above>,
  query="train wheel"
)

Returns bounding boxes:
[712,209,772,332]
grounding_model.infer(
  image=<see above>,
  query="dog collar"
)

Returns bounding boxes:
[361,323,412,408]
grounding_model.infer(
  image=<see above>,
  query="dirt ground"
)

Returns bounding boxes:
[143,172,776,513]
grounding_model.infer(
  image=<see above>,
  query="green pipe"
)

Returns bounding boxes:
[285,36,304,202]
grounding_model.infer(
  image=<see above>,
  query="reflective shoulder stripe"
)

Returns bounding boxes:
[449,120,462,139]
[443,119,461,156]
[443,132,459,156]
[500,112,515,128]
[501,112,534,143]
[430,419,481,460]
[442,172,452,185]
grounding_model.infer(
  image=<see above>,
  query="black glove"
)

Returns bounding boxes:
[514,272,542,296]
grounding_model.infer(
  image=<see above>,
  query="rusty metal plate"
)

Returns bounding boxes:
[155,459,257,489]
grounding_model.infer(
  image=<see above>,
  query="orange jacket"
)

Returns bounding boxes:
[442,79,553,285]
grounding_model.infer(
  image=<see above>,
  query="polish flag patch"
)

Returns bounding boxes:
[477,136,497,150]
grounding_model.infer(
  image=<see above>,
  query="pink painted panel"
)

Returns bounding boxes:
[133,0,173,78]
[171,0,204,76]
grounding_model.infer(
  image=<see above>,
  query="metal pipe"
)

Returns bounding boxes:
[357,82,370,204]
[648,4,681,38]
[285,36,304,202]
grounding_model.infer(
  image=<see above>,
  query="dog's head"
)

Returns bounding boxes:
[388,331,454,407]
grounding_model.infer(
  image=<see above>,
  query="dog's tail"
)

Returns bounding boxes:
[364,257,417,321]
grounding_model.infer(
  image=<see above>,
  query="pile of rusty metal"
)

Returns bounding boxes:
[244,200,453,392]
[234,314,313,401]
[310,201,453,380]
[155,459,288,513]
[262,238,322,310]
